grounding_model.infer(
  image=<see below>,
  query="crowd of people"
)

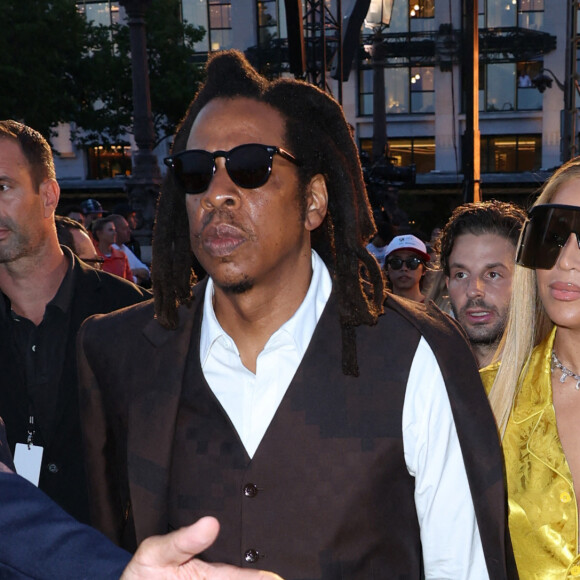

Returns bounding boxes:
[2,49,580,579]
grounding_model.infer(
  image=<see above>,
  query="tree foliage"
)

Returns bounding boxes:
[0,0,205,147]
[0,0,90,138]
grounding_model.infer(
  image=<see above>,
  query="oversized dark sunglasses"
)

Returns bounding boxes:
[164,143,301,194]
[386,256,425,270]
[517,203,580,270]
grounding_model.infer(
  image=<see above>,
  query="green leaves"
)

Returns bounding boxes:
[0,0,205,150]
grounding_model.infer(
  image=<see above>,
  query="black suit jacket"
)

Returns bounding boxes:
[0,249,150,523]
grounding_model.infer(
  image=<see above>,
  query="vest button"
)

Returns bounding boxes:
[47,463,59,473]
[244,549,260,563]
[243,483,258,498]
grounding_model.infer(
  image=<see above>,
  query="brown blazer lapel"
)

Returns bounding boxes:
[127,295,203,543]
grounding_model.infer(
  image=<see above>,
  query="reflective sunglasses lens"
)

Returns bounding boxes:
[406,258,421,270]
[175,152,214,194]
[517,204,580,269]
[227,145,272,189]
[387,258,403,270]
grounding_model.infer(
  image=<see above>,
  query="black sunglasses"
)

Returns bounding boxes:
[164,143,301,194]
[517,203,580,270]
[386,256,425,270]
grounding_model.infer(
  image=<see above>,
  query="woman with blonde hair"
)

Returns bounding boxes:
[482,157,580,578]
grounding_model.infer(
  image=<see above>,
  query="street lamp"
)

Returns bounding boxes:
[364,0,394,28]
[462,0,480,203]
[118,0,161,239]
[365,0,395,163]
[532,68,566,93]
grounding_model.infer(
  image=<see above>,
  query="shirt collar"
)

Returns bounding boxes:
[200,250,332,366]
[48,246,75,314]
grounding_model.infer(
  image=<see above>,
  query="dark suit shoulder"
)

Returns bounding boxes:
[81,298,155,337]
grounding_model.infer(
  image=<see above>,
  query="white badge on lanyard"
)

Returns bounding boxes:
[13,415,43,486]
[14,443,44,485]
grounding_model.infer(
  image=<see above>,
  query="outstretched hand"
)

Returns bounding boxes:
[121,516,283,580]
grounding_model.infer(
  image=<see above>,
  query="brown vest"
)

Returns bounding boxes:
[165,292,512,578]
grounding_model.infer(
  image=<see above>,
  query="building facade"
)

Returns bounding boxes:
[58,0,578,230]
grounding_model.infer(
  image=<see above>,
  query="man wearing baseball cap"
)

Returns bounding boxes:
[80,198,104,233]
[384,234,431,302]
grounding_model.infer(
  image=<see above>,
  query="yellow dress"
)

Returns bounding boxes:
[481,327,580,579]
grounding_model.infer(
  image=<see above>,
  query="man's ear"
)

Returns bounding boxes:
[304,174,328,232]
[40,179,60,218]
[445,275,450,289]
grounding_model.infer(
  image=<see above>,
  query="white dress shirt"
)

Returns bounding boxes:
[200,250,488,579]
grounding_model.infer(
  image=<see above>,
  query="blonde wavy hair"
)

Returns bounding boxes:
[489,157,580,437]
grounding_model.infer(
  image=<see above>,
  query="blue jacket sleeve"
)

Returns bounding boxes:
[0,470,131,579]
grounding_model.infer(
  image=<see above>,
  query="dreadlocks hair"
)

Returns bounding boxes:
[152,49,385,376]
[438,200,527,277]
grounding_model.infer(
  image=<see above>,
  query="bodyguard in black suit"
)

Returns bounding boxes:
[0,120,149,524]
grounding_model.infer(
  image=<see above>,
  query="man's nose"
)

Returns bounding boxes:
[466,277,484,298]
[199,160,241,211]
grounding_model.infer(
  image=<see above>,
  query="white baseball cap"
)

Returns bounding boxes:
[384,234,430,262]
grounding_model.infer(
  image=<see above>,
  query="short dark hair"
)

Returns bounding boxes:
[61,205,84,217]
[438,200,526,276]
[55,215,91,254]
[92,216,116,242]
[152,50,384,376]
[0,120,56,190]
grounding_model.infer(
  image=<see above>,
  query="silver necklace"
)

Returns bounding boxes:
[551,351,580,390]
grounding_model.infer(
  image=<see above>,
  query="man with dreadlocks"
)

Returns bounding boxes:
[78,51,515,579]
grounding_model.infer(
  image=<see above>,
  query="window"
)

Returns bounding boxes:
[87,145,132,180]
[359,65,435,116]
[359,137,435,173]
[386,67,410,114]
[181,0,232,52]
[486,0,516,28]
[409,0,435,32]
[257,0,287,46]
[482,63,516,111]
[77,1,120,26]
[478,0,544,30]
[182,0,209,52]
[518,0,544,30]
[478,1,485,28]
[410,66,434,113]
[359,69,374,116]
[208,0,232,50]
[516,61,543,109]
[389,137,435,172]
[480,135,541,172]
[479,62,542,112]
[364,0,436,34]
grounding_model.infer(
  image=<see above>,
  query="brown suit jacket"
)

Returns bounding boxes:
[78,280,516,578]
